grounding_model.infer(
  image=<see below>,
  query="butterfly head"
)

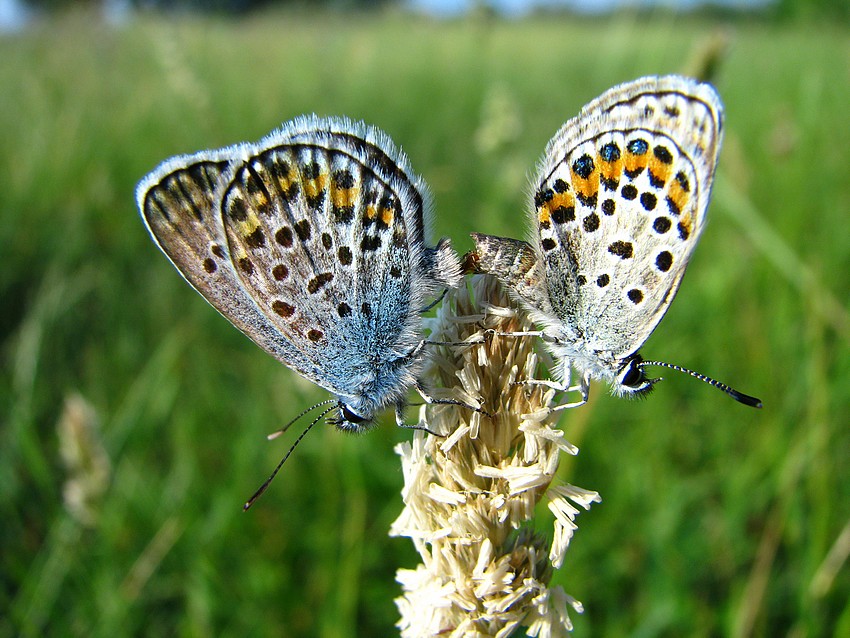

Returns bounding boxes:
[327,403,375,433]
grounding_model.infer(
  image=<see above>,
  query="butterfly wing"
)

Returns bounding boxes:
[532,75,723,361]
[139,117,461,410]
[137,148,306,369]
[469,232,554,322]
[218,116,462,403]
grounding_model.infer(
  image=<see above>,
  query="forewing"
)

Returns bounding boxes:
[137,151,303,367]
[531,76,723,359]
[218,117,450,398]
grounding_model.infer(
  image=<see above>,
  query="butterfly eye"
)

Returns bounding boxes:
[341,405,368,424]
[619,360,645,388]
[616,356,657,396]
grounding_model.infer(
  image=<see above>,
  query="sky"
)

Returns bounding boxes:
[407,0,772,17]
[0,0,774,32]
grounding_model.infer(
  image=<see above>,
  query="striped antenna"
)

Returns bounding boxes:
[639,360,762,408]
[244,403,338,510]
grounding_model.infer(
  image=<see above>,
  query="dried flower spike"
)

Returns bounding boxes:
[391,275,600,637]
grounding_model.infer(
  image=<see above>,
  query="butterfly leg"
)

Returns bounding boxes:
[401,340,487,415]
[413,382,491,418]
[403,338,429,361]
[395,402,442,436]
[515,367,589,411]
[548,373,590,411]
[516,378,588,410]
[540,356,588,410]
[394,390,487,435]
[488,332,589,410]
[452,328,589,409]
[426,327,550,348]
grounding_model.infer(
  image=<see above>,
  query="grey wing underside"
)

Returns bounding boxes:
[217,137,418,397]
[137,151,309,373]
[534,76,723,358]
[215,118,461,399]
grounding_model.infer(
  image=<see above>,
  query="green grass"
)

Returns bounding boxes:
[2,7,849,637]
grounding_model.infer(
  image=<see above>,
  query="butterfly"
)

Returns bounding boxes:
[469,75,761,409]
[137,115,466,437]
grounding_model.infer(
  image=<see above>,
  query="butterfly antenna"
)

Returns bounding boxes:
[266,399,337,441]
[639,360,763,408]
[244,404,337,511]
[419,287,449,313]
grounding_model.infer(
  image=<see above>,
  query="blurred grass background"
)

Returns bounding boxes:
[2,4,849,636]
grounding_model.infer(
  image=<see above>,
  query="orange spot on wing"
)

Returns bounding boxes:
[230,186,263,227]
[380,207,394,227]
[539,190,575,222]
[303,172,327,201]
[624,152,647,175]
[648,156,672,185]
[276,174,293,194]
[571,166,598,201]
[552,190,575,211]
[331,183,358,210]
[249,190,269,214]
[667,178,689,214]
[598,154,623,185]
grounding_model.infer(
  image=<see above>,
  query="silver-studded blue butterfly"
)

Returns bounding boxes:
[137,115,465,438]
[470,76,761,409]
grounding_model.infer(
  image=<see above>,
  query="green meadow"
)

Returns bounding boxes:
[2,7,849,637]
